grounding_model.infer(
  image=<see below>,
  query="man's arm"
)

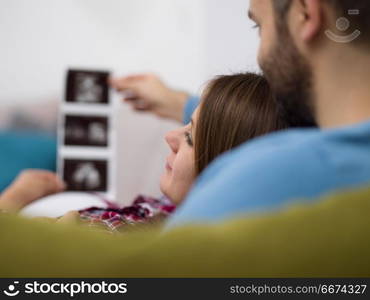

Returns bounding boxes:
[183,95,200,125]
[110,73,199,123]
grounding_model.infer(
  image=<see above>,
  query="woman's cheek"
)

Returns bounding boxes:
[174,152,196,191]
[172,150,194,183]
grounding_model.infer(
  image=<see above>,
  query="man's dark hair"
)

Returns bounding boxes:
[273,0,370,47]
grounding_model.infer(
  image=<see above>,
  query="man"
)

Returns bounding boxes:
[113,0,370,228]
[166,0,370,227]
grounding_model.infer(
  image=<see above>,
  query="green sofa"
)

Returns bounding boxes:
[0,186,369,277]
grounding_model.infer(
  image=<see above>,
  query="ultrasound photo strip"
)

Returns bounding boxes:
[65,70,110,104]
[64,115,109,147]
[59,68,115,195]
[62,158,108,192]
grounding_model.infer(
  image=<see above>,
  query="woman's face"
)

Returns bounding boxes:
[160,108,199,205]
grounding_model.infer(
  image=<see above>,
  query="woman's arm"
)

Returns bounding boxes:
[0,170,65,213]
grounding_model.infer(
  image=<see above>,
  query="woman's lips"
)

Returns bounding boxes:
[165,158,173,171]
[166,162,172,171]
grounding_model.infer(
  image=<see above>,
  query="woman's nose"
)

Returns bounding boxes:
[165,129,180,153]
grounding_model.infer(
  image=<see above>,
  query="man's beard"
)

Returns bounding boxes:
[260,25,317,128]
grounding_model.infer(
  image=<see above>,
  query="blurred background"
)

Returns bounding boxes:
[0,0,259,207]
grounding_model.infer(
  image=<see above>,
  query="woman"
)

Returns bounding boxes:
[160,73,287,204]
[0,73,289,230]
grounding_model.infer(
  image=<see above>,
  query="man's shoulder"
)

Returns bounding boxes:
[226,121,370,170]
[169,124,370,227]
[215,128,323,168]
[194,128,327,194]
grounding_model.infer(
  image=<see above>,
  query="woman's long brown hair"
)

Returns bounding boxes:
[194,73,288,175]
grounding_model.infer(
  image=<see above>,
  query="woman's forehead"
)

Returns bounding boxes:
[191,106,200,123]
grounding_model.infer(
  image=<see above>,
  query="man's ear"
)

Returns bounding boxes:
[298,0,323,42]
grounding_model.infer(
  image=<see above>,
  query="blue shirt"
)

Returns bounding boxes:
[183,95,200,125]
[167,98,370,227]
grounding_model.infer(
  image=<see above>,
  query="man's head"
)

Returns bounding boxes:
[248,0,370,127]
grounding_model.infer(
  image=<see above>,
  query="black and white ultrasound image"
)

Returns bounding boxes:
[65,70,110,104]
[63,159,108,192]
[64,115,108,147]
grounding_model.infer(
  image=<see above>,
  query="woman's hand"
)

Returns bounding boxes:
[0,170,66,213]
[55,210,80,225]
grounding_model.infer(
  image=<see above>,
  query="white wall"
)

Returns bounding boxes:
[0,0,206,103]
[0,0,259,205]
[204,0,260,78]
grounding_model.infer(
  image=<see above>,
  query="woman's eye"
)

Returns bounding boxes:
[252,24,261,34]
[184,132,193,147]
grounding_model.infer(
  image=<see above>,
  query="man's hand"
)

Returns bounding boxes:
[110,73,189,122]
[0,170,66,213]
